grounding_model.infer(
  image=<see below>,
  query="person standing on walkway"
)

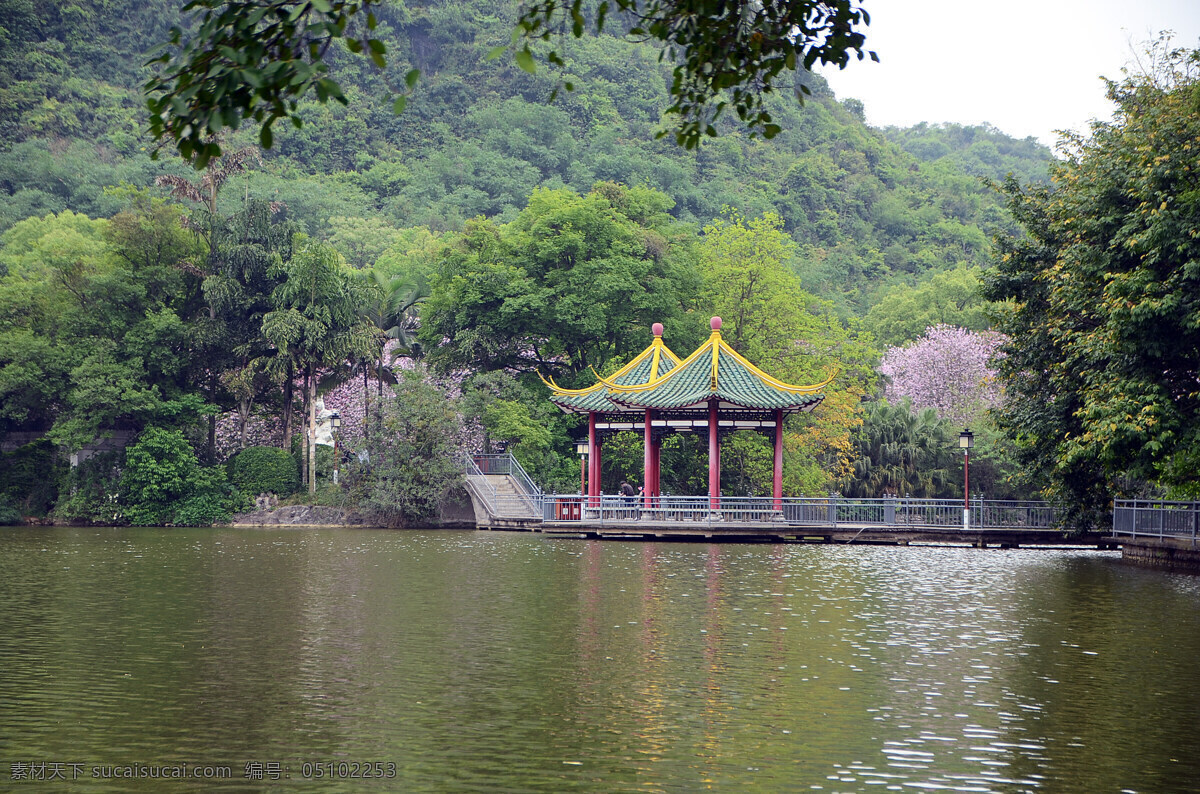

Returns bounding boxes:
[620,480,637,517]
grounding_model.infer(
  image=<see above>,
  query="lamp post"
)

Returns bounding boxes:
[959,428,974,530]
[575,440,589,496]
[330,411,342,485]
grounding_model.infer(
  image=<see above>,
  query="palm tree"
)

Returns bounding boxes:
[263,242,376,493]
[842,399,957,498]
[155,145,262,261]
[357,269,427,433]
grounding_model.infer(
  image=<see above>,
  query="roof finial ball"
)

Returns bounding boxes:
[711,316,722,331]
[652,322,664,337]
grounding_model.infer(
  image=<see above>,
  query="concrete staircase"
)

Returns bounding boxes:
[464,472,542,524]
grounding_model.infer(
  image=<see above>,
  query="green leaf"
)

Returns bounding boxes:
[392,95,407,114]
[515,49,536,74]
[486,46,506,60]
[405,68,420,89]
[260,124,273,148]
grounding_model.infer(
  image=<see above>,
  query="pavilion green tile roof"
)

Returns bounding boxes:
[543,334,680,414]
[546,325,830,415]
[601,330,828,413]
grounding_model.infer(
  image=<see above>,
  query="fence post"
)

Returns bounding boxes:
[828,493,838,528]
[885,495,896,526]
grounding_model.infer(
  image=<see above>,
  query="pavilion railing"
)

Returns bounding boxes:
[1112,499,1200,542]
[540,494,1059,530]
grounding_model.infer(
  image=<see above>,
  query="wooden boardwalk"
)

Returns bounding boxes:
[483,516,1114,548]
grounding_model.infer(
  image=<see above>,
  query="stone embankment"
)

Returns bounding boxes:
[231,505,372,527]
[1120,537,1200,574]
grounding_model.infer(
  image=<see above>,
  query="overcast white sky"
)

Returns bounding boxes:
[818,0,1200,149]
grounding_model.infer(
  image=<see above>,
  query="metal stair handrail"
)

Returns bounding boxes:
[470,453,543,496]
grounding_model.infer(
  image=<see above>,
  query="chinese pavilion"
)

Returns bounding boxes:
[541,317,831,511]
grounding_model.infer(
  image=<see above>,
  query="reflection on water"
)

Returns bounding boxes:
[1,528,1198,792]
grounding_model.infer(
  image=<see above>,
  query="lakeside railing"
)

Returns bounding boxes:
[1112,499,1200,542]
[538,494,1059,530]
[462,453,1060,530]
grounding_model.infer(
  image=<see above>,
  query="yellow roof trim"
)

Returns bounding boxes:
[716,338,837,393]
[710,329,720,389]
[542,335,682,396]
[538,370,606,396]
[601,334,717,393]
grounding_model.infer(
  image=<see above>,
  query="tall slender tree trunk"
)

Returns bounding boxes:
[282,361,295,450]
[207,371,218,463]
[363,362,371,439]
[377,358,385,434]
[299,367,310,488]
[237,396,251,451]
[307,369,317,494]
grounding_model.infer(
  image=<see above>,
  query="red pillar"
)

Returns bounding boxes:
[708,399,720,511]
[773,408,784,511]
[588,412,598,507]
[595,440,602,503]
[643,408,653,509]
[651,437,661,500]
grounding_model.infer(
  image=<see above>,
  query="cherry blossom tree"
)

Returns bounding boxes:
[879,324,1005,428]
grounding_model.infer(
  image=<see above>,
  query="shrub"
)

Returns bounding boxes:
[173,467,235,526]
[53,450,126,525]
[121,428,235,526]
[0,505,22,525]
[229,445,300,497]
[0,440,63,515]
[358,370,462,527]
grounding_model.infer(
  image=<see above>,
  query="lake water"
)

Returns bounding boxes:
[1,528,1198,792]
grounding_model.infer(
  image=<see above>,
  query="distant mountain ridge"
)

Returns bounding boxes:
[0,0,1055,312]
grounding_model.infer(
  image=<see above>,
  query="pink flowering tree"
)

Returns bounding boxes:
[212,355,475,462]
[879,325,1006,428]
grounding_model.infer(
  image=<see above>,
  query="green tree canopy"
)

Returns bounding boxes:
[420,182,701,380]
[983,39,1200,523]
[865,266,991,347]
[145,0,874,164]
[262,239,375,491]
[696,210,877,488]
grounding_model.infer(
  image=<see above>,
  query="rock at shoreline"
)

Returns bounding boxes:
[232,505,369,527]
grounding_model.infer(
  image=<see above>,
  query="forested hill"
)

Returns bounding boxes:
[0,0,1054,312]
